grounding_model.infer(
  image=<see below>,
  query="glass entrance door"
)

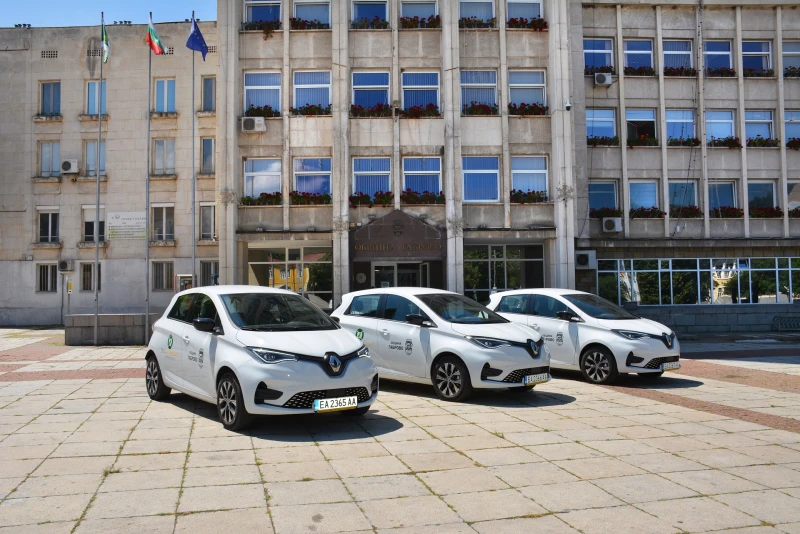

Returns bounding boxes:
[372,262,430,288]
[397,263,420,287]
[373,263,395,288]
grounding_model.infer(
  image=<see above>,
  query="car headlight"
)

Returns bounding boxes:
[357,345,370,358]
[246,347,298,364]
[466,336,512,349]
[613,330,651,340]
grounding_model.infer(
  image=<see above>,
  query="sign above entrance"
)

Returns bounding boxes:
[350,210,445,261]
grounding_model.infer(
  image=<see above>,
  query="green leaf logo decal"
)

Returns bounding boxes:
[355,329,364,340]
[167,335,173,349]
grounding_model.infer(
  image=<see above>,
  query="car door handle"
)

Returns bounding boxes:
[531,324,539,330]
[183,335,190,343]
[380,329,389,336]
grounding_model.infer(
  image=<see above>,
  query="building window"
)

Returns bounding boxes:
[705,110,735,141]
[666,110,695,141]
[703,41,732,70]
[626,109,657,141]
[669,182,697,208]
[787,110,800,140]
[293,71,331,109]
[462,156,499,202]
[742,41,771,74]
[83,206,105,242]
[202,77,216,112]
[623,40,653,69]
[245,0,280,22]
[296,1,331,24]
[401,72,439,109]
[588,182,617,210]
[37,264,58,293]
[783,42,800,73]
[200,205,215,240]
[403,157,441,194]
[353,1,387,21]
[40,141,60,177]
[248,246,334,306]
[85,141,106,176]
[401,0,436,18]
[511,157,547,196]
[200,261,219,286]
[464,244,545,305]
[352,72,389,108]
[461,71,497,114]
[586,109,616,139]
[87,81,106,115]
[663,40,692,69]
[244,159,281,197]
[508,71,545,107]
[155,79,176,113]
[507,0,541,20]
[788,183,800,211]
[584,39,614,72]
[630,181,658,209]
[153,261,174,291]
[153,139,176,175]
[41,82,61,115]
[38,211,59,243]
[152,206,175,241]
[81,263,101,292]
[709,182,736,210]
[745,111,774,140]
[459,0,493,20]
[294,158,331,196]
[353,158,391,197]
[201,138,215,174]
[749,182,775,210]
[244,72,281,113]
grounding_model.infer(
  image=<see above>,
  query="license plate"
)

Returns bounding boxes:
[661,361,681,371]
[313,396,359,412]
[523,373,550,385]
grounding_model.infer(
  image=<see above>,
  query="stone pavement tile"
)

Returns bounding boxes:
[640,496,762,533]
[779,523,800,534]
[678,448,765,469]
[465,446,542,466]
[490,461,579,487]
[520,480,624,512]
[476,421,540,434]
[614,426,676,440]
[738,445,800,464]
[398,452,475,473]
[254,445,325,464]
[408,415,468,427]
[260,460,338,482]
[374,524,474,534]
[725,465,800,489]
[127,426,191,441]
[532,442,606,461]
[31,456,117,477]
[584,416,638,429]
[63,430,131,444]
[742,429,800,444]
[330,456,410,478]
[50,441,123,458]
[557,505,679,534]
[183,464,262,487]
[0,522,74,534]
[654,422,725,436]
[267,479,351,506]
[372,427,431,442]
[86,487,180,519]
[639,436,716,452]
[269,502,372,533]
[784,487,800,499]
[0,493,94,526]
[174,507,273,534]
[0,445,58,460]
[440,434,514,451]
[594,473,698,503]
[443,488,546,522]
[618,453,707,474]
[114,452,187,472]
[554,457,646,480]
[536,419,594,431]
[178,483,265,513]
[99,469,184,492]
[501,431,571,447]
[318,442,390,460]
[381,439,452,456]
[1,432,69,447]
[121,438,187,455]
[456,412,518,424]
[703,419,769,433]
[425,424,491,439]
[661,469,765,495]
[189,436,254,452]
[471,514,579,534]
[0,460,39,479]
[343,474,431,501]
[0,477,22,499]
[715,490,800,524]
[419,467,508,495]
[73,515,177,534]
[12,473,102,498]
[186,450,255,468]
[553,428,625,442]
[695,433,770,449]
[582,439,662,457]
[361,495,462,529]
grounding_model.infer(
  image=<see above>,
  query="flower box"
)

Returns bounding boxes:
[510,190,547,204]
[289,18,330,30]
[750,206,783,219]
[670,206,702,219]
[290,104,331,116]
[786,67,800,78]
[242,20,281,40]
[589,207,623,218]
[508,103,548,116]
[245,105,281,118]
[350,103,392,118]
[623,66,656,77]
[290,191,331,205]
[664,67,697,77]
[786,138,800,151]
[462,102,499,116]
[707,136,742,149]
[587,136,620,147]
[743,69,775,78]
[630,207,665,219]
[585,66,615,76]
[668,137,701,147]
[746,136,781,148]
[459,17,497,28]
[400,189,445,205]
[706,67,736,78]
[351,17,389,29]
[398,104,440,118]
[349,192,393,208]
[711,206,744,218]
[241,193,282,206]
[506,17,547,31]
[627,134,659,148]
[399,15,440,29]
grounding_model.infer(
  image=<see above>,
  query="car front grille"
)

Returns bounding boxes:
[282,387,371,409]
[502,366,550,383]
[644,356,680,369]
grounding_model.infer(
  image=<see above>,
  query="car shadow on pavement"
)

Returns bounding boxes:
[550,369,705,390]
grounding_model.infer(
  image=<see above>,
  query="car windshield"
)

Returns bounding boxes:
[562,293,638,320]
[220,293,337,331]
[417,294,509,324]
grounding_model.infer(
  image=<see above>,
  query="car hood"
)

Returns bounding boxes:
[448,321,541,342]
[235,328,362,357]
[596,318,673,337]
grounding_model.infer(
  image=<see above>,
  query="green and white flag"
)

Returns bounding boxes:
[101,19,109,63]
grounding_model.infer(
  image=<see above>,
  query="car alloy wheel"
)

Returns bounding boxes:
[436,362,462,398]
[146,359,159,396]
[580,347,618,385]
[217,378,238,426]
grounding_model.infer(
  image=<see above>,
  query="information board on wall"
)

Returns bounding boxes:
[107,212,147,239]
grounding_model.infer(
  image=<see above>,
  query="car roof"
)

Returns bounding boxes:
[344,287,457,299]
[489,288,590,299]
[174,285,301,298]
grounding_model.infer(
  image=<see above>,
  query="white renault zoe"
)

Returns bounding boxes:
[488,288,680,384]
[331,288,550,401]
[146,286,378,430]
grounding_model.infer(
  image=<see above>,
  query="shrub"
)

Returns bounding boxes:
[245,104,280,118]
[670,206,702,218]
[350,103,392,117]
[623,66,656,77]
[510,190,548,204]
[506,17,548,31]
[667,137,701,147]
[587,136,620,147]
[627,134,659,147]
[711,206,744,218]
[746,136,781,148]
[289,18,329,30]
[707,136,742,149]
[508,102,548,116]
[290,191,331,205]
[706,67,736,78]
[290,104,332,116]
[462,101,499,116]
[400,189,445,205]
[664,66,697,77]
[749,206,783,218]
[399,15,440,28]
[630,207,665,219]
[351,17,389,29]
[398,103,440,118]
[589,207,623,218]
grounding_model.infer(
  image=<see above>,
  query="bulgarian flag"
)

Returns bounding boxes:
[146,14,167,55]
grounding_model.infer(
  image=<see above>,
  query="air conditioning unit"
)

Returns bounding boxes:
[594,72,613,86]
[58,259,74,272]
[602,217,623,233]
[241,117,266,133]
[575,250,597,270]
[61,160,79,174]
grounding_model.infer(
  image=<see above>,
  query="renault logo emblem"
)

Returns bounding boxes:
[663,333,672,348]
[327,354,342,373]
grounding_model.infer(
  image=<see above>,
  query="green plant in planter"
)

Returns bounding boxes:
[290,191,331,205]
[510,190,548,204]
[746,136,781,148]
[790,207,800,218]
[462,101,499,116]
[350,103,392,117]
[399,15,441,28]
[584,65,615,76]
[589,207,623,218]
[627,134,659,148]
[506,17,547,31]
[667,137,701,147]
[587,136,620,147]
[508,102,548,116]
[290,104,332,116]
[459,16,497,28]
[749,206,783,218]
[629,207,665,219]
[711,206,744,218]
[706,67,736,77]
[788,138,800,151]
[245,104,280,118]
[623,66,656,76]
[398,104,440,118]
[669,206,702,218]
[707,136,742,149]
[400,189,445,205]
[743,68,775,78]
[786,67,800,78]
[664,66,697,77]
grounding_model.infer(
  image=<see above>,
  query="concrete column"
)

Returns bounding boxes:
[282,0,291,231]
[736,7,750,237]
[697,6,710,239]
[392,0,402,210]
[332,0,351,305]
[656,7,670,239]
[498,0,511,229]
[616,5,630,239]
[776,7,789,237]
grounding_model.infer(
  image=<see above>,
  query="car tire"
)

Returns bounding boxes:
[216,373,252,431]
[638,371,664,380]
[508,385,535,393]
[432,356,473,402]
[145,355,171,401]
[345,406,370,416]
[580,347,619,385]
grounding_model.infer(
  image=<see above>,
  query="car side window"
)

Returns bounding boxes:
[497,295,531,314]
[167,294,200,323]
[347,295,381,317]
[531,295,568,318]
[191,294,218,322]
[383,295,429,322]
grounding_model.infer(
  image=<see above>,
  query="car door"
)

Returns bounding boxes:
[529,295,579,368]
[158,294,199,386]
[340,294,384,366]
[377,294,431,379]
[181,293,219,398]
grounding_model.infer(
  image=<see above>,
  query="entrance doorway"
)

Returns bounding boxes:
[372,262,431,288]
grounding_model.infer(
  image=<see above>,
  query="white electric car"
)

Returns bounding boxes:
[331,288,550,401]
[146,286,378,430]
[488,288,680,384]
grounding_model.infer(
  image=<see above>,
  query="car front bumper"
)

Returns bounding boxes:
[612,337,681,374]
[469,344,552,389]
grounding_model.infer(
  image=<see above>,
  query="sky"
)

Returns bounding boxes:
[2,0,217,28]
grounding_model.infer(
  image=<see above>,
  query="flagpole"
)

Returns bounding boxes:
[93,12,103,346]
[191,11,196,288]
[145,13,153,343]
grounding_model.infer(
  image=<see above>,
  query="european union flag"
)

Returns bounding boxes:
[186,15,208,60]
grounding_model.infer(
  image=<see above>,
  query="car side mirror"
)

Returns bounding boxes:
[406,314,426,326]
[557,311,580,322]
[193,318,215,333]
